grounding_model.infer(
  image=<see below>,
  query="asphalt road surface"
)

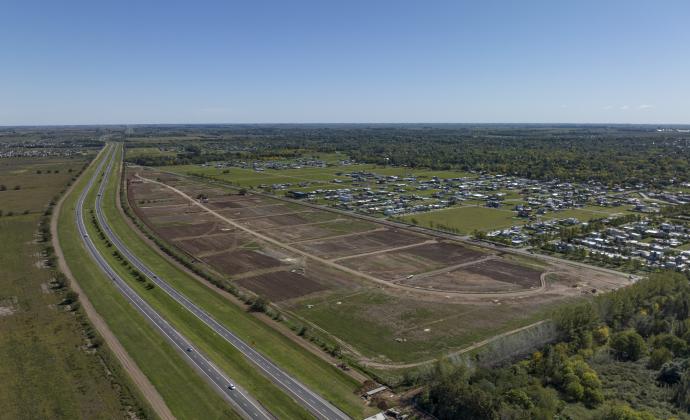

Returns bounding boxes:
[76,145,272,420]
[95,145,350,420]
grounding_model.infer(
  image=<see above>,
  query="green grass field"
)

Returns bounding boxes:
[288,289,564,364]
[0,157,86,214]
[109,146,373,418]
[59,146,240,419]
[543,205,632,222]
[126,147,178,160]
[399,204,635,235]
[402,205,522,234]
[0,155,142,419]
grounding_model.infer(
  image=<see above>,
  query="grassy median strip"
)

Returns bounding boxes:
[58,146,239,419]
[113,149,371,417]
[91,146,313,419]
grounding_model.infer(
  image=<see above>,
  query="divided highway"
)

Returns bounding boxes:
[95,144,350,420]
[75,145,271,420]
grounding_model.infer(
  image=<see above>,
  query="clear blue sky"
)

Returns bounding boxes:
[2,0,689,125]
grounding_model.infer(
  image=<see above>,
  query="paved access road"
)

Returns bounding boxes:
[76,145,271,420]
[96,145,350,420]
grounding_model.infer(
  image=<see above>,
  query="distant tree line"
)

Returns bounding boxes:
[125,125,690,186]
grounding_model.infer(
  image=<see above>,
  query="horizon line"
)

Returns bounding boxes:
[2,121,690,128]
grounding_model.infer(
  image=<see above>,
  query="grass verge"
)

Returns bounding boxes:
[58,145,239,419]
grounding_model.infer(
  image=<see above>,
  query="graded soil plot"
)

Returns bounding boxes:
[235,210,339,230]
[403,259,544,292]
[261,219,378,243]
[404,241,487,265]
[463,259,543,288]
[341,241,492,281]
[145,211,217,226]
[236,271,327,301]
[175,184,223,198]
[217,203,303,220]
[174,232,248,255]
[207,194,268,208]
[156,221,220,240]
[295,228,426,259]
[136,203,204,218]
[201,249,286,276]
[207,195,300,211]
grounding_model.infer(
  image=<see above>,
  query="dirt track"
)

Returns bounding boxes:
[53,153,175,420]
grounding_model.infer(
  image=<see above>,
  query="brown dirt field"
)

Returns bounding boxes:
[157,222,220,240]
[201,249,286,276]
[464,260,543,287]
[402,269,532,292]
[295,228,426,259]
[405,241,487,265]
[259,220,376,243]
[217,204,302,220]
[207,200,244,209]
[402,259,542,292]
[174,233,249,255]
[145,211,217,226]
[136,203,204,218]
[340,248,446,280]
[207,194,267,207]
[236,271,327,301]
[228,212,316,230]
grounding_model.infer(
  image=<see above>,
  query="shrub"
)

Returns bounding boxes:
[610,330,646,361]
[647,347,673,370]
[249,296,268,312]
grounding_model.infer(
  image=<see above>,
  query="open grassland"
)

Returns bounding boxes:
[0,156,142,419]
[59,147,240,419]
[109,148,373,418]
[126,147,177,160]
[402,205,522,234]
[0,157,86,214]
[288,289,568,364]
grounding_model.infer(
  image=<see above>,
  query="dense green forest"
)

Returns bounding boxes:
[123,124,690,186]
[414,272,690,419]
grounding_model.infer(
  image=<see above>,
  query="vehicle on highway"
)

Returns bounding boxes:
[228,384,236,390]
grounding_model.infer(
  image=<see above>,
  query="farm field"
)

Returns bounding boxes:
[126,165,630,367]
[0,156,144,419]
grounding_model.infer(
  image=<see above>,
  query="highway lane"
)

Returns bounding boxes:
[76,145,271,420]
[100,145,350,420]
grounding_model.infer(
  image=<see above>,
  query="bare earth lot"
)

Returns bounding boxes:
[126,166,630,365]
